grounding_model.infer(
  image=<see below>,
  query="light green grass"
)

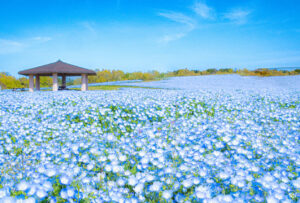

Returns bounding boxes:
[70,85,160,91]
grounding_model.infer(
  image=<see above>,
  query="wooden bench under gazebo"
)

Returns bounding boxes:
[18,60,96,92]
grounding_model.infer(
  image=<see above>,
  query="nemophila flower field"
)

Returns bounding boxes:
[120,75,300,91]
[0,76,299,203]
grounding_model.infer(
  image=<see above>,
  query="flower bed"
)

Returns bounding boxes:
[0,87,299,202]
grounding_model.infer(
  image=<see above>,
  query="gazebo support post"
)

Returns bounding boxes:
[81,74,88,91]
[29,75,34,92]
[52,73,58,91]
[36,75,40,91]
[62,75,66,88]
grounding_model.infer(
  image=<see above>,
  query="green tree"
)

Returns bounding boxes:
[0,73,22,89]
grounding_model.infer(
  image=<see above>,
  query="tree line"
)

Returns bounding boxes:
[1,68,299,89]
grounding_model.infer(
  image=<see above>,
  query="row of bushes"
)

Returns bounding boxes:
[1,68,299,89]
[166,68,300,77]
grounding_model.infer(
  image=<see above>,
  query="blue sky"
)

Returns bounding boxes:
[0,0,300,76]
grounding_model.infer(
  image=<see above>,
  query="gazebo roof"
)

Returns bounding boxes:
[18,60,96,76]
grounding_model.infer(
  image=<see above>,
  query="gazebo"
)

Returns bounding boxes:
[18,60,96,92]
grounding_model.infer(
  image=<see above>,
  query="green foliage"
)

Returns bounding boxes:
[1,67,299,90]
[166,67,299,78]
[0,73,53,89]
[39,76,53,87]
[0,73,23,89]
[72,69,165,85]
[10,190,27,198]
[14,147,23,156]
[42,176,67,202]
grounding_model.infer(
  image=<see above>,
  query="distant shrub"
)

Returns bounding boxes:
[206,69,217,74]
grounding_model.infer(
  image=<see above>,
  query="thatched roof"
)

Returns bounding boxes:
[18,60,96,76]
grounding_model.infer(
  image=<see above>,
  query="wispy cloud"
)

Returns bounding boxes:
[32,36,52,42]
[158,33,186,44]
[0,39,23,47]
[158,3,251,43]
[192,1,215,20]
[158,11,196,43]
[224,9,251,25]
[0,36,51,54]
[0,39,24,54]
[80,21,97,34]
[158,11,196,29]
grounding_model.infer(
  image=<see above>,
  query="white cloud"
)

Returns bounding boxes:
[0,36,52,54]
[193,1,215,20]
[32,36,52,42]
[158,11,196,29]
[158,33,186,43]
[80,21,97,34]
[0,39,24,54]
[224,9,251,25]
[158,11,197,43]
[0,39,22,47]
